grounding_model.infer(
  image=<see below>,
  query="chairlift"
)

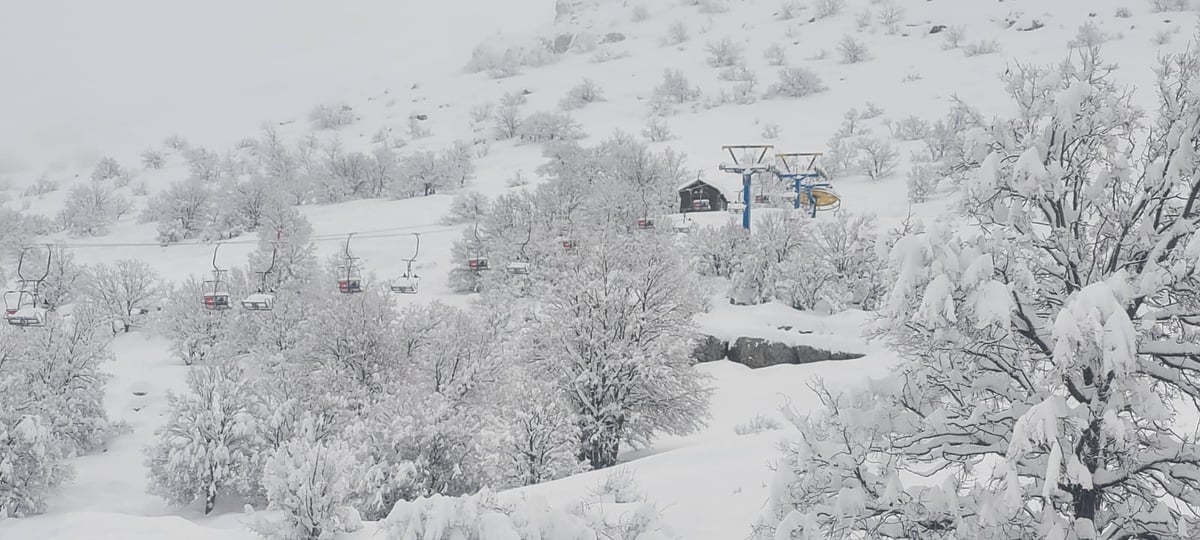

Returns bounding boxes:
[4,246,52,327]
[506,225,534,275]
[389,233,421,295]
[468,257,490,271]
[672,215,694,234]
[202,244,232,310]
[242,237,278,311]
[561,239,576,250]
[636,218,655,230]
[506,261,531,275]
[337,233,364,294]
[691,199,712,211]
[3,290,45,327]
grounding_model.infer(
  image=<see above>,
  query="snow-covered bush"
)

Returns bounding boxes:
[1069,21,1112,48]
[493,91,526,140]
[686,220,747,278]
[733,414,783,435]
[57,182,131,236]
[761,122,781,139]
[163,134,190,152]
[441,192,490,226]
[91,156,122,182]
[705,36,744,67]
[877,1,904,34]
[1151,0,1189,12]
[837,35,870,63]
[759,43,1200,540]
[308,103,356,130]
[560,78,604,110]
[642,116,673,142]
[141,148,165,169]
[814,0,845,18]
[905,158,940,203]
[516,111,584,143]
[662,20,689,45]
[886,115,930,141]
[185,147,223,183]
[142,180,214,243]
[147,360,262,514]
[763,42,787,66]
[22,175,58,197]
[778,0,804,20]
[941,24,967,49]
[963,39,1001,56]
[766,66,827,98]
[407,116,430,139]
[653,69,701,106]
[855,135,899,179]
[1115,6,1132,17]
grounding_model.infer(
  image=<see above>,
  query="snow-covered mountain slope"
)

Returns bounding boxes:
[2,0,1199,538]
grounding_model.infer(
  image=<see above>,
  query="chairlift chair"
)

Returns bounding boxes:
[4,247,52,327]
[242,235,279,311]
[337,267,364,294]
[389,233,421,295]
[337,234,365,294]
[673,215,694,234]
[561,239,576,250]
[468,257,490,271]
[506,261,531,275]
[636,218,655,230]
[3,290,46,327]
[202,244,232,310]
[691,199,711,212]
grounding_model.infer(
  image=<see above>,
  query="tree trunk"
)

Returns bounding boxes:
[580,427,620,469]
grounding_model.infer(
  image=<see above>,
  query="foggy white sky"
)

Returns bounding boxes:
[0,0,554,175]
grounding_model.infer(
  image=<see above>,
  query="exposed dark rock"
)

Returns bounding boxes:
[723,336,864,369]
[551,33,575,54]
[693,335,729,363]
[929,25,947,34]
[602,32,626,43]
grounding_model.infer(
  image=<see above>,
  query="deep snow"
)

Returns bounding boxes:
[2,0,1198,538]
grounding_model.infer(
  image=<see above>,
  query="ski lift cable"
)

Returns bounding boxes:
[0,224,461,250]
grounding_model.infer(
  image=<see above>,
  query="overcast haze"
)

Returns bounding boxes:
[0,0,554,175]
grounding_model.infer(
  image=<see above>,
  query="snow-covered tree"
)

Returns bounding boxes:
[146,360,261,514]
[0,415,69,518]
[142,179,214,243]
[158,277,230,365]
[86,258,161,332]
[535,232,711,469]
[58,181,131,236]
[254,435,360,540]
[760,44,1200,539]
[502,383,585,486]
[0,304,114,517]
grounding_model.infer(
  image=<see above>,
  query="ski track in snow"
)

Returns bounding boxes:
[2,0,1198,538]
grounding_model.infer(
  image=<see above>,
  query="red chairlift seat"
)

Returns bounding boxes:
[468,258,490,271]
[338,279,363,294]
[636,218,655,229]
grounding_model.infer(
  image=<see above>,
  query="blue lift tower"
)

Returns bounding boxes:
[717,145,776,231]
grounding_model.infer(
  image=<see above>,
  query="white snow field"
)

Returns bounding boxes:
[2,0,1198,538]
